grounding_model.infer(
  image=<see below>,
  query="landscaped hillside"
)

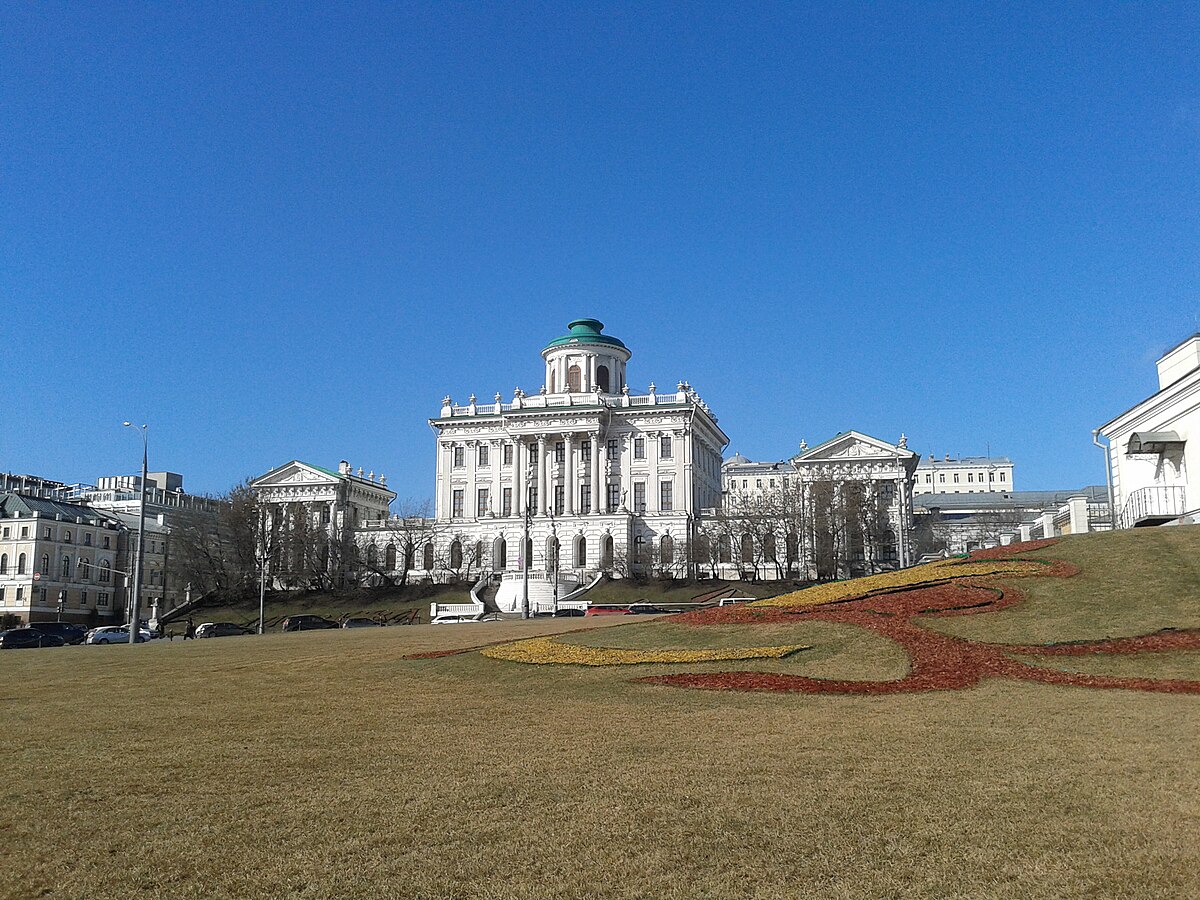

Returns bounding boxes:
[2,527,1197,898]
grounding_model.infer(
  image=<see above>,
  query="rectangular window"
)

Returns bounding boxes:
[989,472,995,482]
[554,485,565,515]
[528,486,538,512]
[660,435,672,459]
[1000,472,1006,482]
[580,484,591,514]
[607,439,619,460]
[478,444,489,467]
[1,526,7,538]
[633,482,646,514]
[660,481,673,512]
[925,474,931,483]
[607,482,620,512]
[953,474,960,483]
[103,535,109,548]
[21,526,29,538]
[503,443,513,466]
[453,446,464,467]
[0,587,4,604]
[99,592,109,607]
[756,479,763,488]
[769,479,775,488]
[44,527,52,539]
[16,587,24,604]
[452,489,464,518]
[581,440,591,463]
[477,488,489,518]
[555,442,565,464]
[84,533,92,546]
[939,474,945,483]
[80,590,87,606]
[634,437,645,459]
[968,473,974,483]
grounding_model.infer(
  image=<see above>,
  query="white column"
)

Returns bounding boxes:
[491,440,502,517]
[676,428,687,514]
[467,441,479,520]
[537,436,548,516]
[648,431,660,514]
[592,430,602,514]
[565,433,576,515]
[515,440,526,516]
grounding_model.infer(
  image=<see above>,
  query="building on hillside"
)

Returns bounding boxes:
[251,460,396,584]
[914,486,1111,554]
[0,495,124,626]
[1097,333,1200,528]
[913,455,1014,495]
[359,318,729,607]
[718,431,919,578]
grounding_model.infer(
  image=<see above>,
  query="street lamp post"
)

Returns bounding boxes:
[122,422,148,646]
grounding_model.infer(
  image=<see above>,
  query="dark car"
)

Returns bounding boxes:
[0,628,68,649]
[280,615,340,632]
[342,617,383,628]
[195,622,254,639]
[27,622,88,645]
[553,608,585,617]
[627,603,670,615]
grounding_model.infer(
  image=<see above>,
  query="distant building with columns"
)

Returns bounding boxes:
[363,318,728,607]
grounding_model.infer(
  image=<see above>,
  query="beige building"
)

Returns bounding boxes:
[0,495,125,625]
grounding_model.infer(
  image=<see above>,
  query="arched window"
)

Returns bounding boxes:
[763,533,777,563]
[880,529,897,560]
[567,364,582,392]
[422,542,434,570]
[99,560,111,582]
[61,556,71,578]
[17,553,27,575]
[573,535,586,568]
[84,533,92,546]
[366,543,378,566]
[549,371,556,393]
[597,365,610,393]
[41,555,50,575]
[660,534,674,565]
[474,541,484,568]
[63,530,72,543]
[547,536,560,569]
[718,535,732,564]
[385,543,397,570]
[600,534,614,569]
[740,534,754,564]
[449,540,463,569]
[81,558,91,579]
[494,537,507,570]
[0,553,6,575]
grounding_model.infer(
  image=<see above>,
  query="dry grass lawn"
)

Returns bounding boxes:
[2,529,1199,899]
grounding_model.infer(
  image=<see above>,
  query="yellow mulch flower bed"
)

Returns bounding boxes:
[481,635,810,666]
[750,557,1051,610]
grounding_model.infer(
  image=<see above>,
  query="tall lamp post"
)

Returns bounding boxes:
[122,422,149,646]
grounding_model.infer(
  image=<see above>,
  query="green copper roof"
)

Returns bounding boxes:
[543,318,628,352]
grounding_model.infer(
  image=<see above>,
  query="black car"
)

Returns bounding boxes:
[27,622,88,645]
[0,628,68,649]
[195,622,254,638]
[627,603,673,615]
[280,615,340,632]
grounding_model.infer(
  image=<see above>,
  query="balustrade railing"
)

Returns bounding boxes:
[1121,485,1186,528]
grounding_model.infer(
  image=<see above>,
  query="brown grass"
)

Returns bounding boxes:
[1,529,1198,898]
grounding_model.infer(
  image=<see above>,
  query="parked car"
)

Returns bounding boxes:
[195,622,254,639]
[85,625,149,644]
[0,627,67,649]
[27,622,88,645]
[553,608,585,617]
[584,604,629,617]
[627,602,671,615]
[280,615,340,632]
[342,617,383,628]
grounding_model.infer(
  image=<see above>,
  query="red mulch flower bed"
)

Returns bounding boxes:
[640,550,1200,696]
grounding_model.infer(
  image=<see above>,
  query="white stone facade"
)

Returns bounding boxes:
[362,319,729,598]
[1098,333,1200,528]
[913,455,1014,494]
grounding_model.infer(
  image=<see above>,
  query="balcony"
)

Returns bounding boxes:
[1121,486,1187,528]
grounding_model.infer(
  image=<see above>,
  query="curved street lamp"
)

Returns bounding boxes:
[122,422,148,646]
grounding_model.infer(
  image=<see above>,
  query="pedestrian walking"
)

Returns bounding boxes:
[184,617,196,640]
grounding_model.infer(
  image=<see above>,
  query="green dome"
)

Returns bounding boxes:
[543,318,629,352]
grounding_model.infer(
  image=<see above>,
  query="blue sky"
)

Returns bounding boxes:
[3,2,1197,500]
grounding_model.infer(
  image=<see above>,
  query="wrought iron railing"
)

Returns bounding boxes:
[1121,486,1186,528]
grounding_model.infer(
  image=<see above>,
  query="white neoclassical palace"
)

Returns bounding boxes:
[363,318,729,608]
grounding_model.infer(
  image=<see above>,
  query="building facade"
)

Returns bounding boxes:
[360,318,729,605]
[719,431,919,578]
[1098,333,1200,528]
[913,455,1014,495]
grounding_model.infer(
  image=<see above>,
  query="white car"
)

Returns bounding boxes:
[85,625,152,644]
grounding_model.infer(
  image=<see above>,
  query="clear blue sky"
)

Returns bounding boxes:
[3,2,1197,500]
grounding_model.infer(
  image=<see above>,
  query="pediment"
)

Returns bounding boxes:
[251,461,341,489]
[794,431,915,463]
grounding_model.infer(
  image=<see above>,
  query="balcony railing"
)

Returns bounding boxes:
[1121,486,1186,528]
